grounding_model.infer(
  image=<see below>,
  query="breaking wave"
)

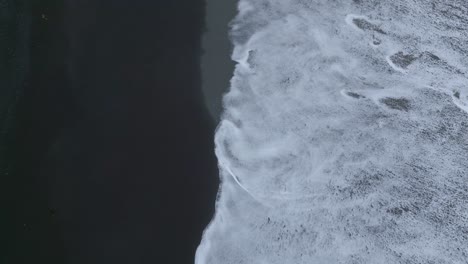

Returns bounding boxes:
[197,1,468,263]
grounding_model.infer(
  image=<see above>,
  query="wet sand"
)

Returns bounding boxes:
[201,0,237,120]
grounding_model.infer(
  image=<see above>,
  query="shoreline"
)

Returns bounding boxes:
[201,0,237,120]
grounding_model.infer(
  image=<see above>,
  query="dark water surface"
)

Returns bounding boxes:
[2,1,219,263]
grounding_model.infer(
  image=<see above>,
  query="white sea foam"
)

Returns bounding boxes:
[197,1,468,263]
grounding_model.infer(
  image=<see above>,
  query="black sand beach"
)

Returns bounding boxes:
[2,0,220,263]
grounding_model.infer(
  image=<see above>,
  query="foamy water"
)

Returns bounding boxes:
[197,1,468,263]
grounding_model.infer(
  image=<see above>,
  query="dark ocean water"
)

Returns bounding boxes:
[1,1,219,263]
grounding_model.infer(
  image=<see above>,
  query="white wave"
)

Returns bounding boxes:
[197,1,468,263]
